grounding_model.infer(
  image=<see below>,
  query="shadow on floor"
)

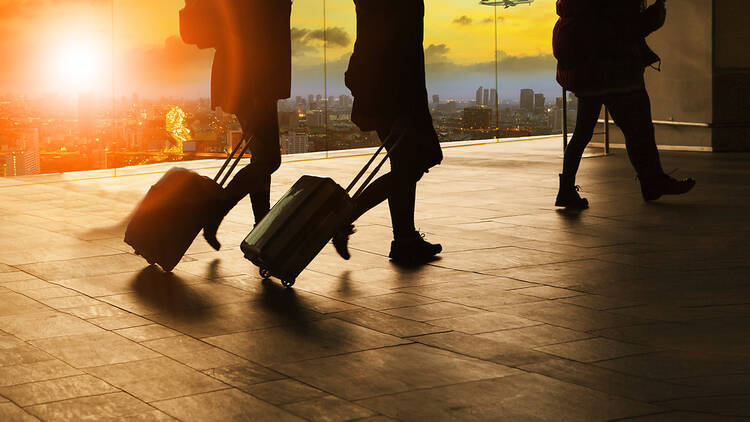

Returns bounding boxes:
[132,265,213,319]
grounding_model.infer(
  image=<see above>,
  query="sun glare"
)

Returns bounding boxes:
[54,41,105,92]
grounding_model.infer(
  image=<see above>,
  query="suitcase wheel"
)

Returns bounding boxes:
[281,278,296,288]
[259,267,271,279]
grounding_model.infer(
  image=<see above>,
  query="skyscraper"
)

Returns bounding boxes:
[476,86,483,105]
[534,93,546,115]
[483,89,490,107]
[432,94,440,108]
[489,89,498,109]
[520,89,534,113]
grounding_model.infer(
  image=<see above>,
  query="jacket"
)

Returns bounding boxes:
[553,0,662,93]
[211,0,292,113]
[345,0,442,173]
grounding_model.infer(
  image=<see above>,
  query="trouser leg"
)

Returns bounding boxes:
[223,99,281,223]
[604,90,664,180]
[561,96,603,180]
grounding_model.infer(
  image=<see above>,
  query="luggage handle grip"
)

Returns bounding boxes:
[215,134,254,187]
[349,130,406,200]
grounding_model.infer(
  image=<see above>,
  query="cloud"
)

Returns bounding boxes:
[425,44,450,64]
[482,16,505,24]
[453,15,473,26]
[290,26,351,57]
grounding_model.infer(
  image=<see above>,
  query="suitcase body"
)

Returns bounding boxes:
[125,167,221,272]
[240,175,354,286]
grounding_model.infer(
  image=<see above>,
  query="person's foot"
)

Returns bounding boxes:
[203,198,229,251]
[332,224,355,260]
[640,173,696,201]
[555,174,589,210]
[389,232,442,266]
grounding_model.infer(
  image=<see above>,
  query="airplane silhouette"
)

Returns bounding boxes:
[480,0,535,8]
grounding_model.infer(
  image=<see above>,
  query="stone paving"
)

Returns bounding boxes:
[0,138,749,421]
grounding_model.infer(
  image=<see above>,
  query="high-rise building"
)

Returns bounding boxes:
[308,94,315,106]
[432,94,440,108]
[483,89,490,106]
[315,94,322,103]
[463,106,492,129]
[489,89,498,108]
[534,93,546,115]
[78,94,96,142]
[328,96,335,106]
[475,86,483,105]
[520,89,535,113]
[281,131,309,154]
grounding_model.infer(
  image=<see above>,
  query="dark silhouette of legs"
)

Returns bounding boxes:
[557,95,601,209]
[332,126,440,264]
[203,99,280,250]
[605,90,695,201]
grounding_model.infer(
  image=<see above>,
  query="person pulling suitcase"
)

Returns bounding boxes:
[184,0,294,251]
[331,0,444,266]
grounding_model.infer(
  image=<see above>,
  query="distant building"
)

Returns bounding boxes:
[520,89,535,113]
[534,93,546,115]
[489,89,498,108]
[475,86,483,105]
[483,89,490,107]
[307,110,325,128]
[464,106,492,129]
[78,94,96,142]
[4,151,40,176]
[281,131,309,154]
[437,101,457,114]
[432,94,440,109]
[308,95,315,107]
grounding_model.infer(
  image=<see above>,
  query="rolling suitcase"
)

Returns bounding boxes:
[241,131,404,287]
[124,136,253,272]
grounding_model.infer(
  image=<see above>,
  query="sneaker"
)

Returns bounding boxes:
[389,232,442,266]
[640,173,696,201]
[332,224,355,260]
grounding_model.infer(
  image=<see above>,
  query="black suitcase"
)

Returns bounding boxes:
[241,131,404,287]
[124,137,253,272]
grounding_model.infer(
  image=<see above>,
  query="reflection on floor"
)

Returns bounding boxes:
[1,139,749,421]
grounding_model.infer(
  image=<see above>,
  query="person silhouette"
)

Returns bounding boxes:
[202,0,292,250]
[553,0,695,210]
[332,0,443,265]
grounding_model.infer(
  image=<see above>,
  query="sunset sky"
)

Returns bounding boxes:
[0,0,560,101]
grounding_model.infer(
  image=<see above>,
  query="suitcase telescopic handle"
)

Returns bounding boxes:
[214,134,254,187]
[346,129,406,199]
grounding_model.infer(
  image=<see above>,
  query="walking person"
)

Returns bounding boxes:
[202,0,292,250]
[332,0,443,265]
[553,0,695,210]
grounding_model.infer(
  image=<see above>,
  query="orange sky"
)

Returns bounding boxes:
[0,0,560,99]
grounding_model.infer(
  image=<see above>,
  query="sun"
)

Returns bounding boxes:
[54,41,105,92]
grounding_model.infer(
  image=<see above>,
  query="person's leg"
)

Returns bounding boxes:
[604,90,695,201]
[604,90,663,180]
[204,99,280,250]
[556,95,602,209]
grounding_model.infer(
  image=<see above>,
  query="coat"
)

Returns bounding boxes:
[345,0,442,174]
[553,0,662,94]
[211,0,292,114]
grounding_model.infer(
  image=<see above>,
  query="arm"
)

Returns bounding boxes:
[640,0,666,37]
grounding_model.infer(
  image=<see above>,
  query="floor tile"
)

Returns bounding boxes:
[152,388,304,421]
[30,331,159,368]
[273,344,519,400]
[86,357,227,402]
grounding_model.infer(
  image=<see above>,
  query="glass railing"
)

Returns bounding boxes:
[0,0,577,178]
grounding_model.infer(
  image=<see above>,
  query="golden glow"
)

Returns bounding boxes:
[165,106,191,153]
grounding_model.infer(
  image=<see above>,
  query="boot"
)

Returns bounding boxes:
[639,173,696,201]
[555,173,589,210]
[203,195,231,251]
[389,231,442,266]
[331,224,355,260]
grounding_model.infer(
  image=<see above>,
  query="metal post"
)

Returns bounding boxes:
[562,87,568,151]
[494,3,500,132]
[604,106,610,154]
[323,0,328,159]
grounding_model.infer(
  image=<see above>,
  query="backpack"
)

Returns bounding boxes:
[179,0,222,49]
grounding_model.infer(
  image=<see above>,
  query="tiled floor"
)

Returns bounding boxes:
[1,138,749,421]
